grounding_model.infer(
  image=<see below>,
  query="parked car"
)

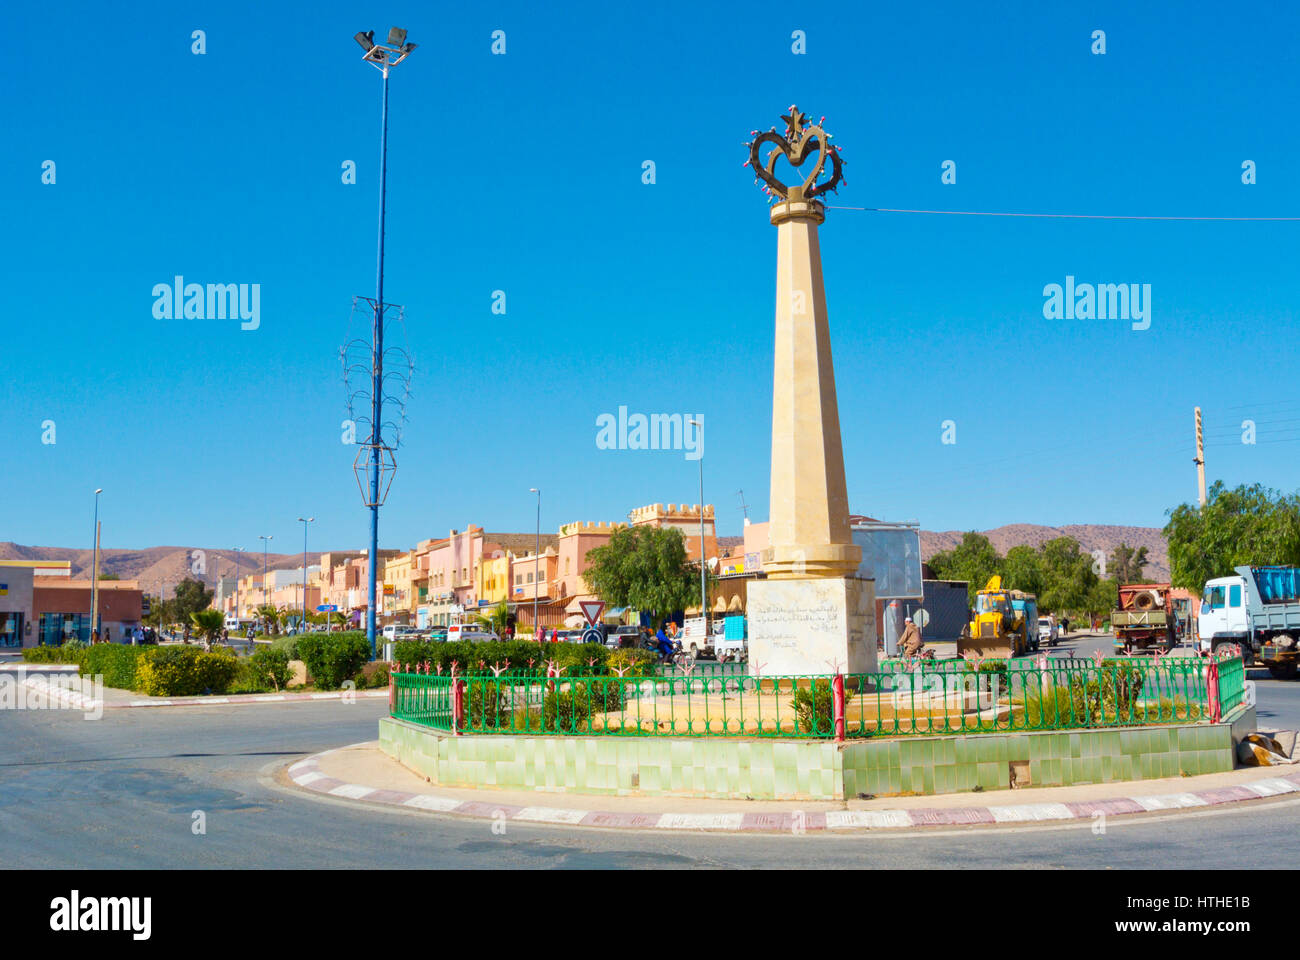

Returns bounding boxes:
[605,625,642,649]
[680,617,715,660]
[1038,615,1059,647]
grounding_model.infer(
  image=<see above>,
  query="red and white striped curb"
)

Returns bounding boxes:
[285,744,1300,833]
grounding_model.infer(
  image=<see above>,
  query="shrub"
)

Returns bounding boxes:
[365,663,390,690]
[467,678,510,729]
[79,644,149,690]
[135,646,239,697]
[249,648,293,692]
[229,659,272,694]
[23,642,83,665]
[269,634,299,661]
[586,675,626,713]
[542,684,591,732]
[296,632,370,690]
[792,679,836,735]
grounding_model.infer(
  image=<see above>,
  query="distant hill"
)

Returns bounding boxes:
[920,524,1170,582]
[2,522,1172,595]
[0,542,317,596]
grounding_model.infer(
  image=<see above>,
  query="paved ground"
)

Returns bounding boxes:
[3,641,1298,869]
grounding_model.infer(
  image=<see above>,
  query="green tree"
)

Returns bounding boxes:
[172,578,214,624]
[255,604,280,636]
[1037,537,1099,614]
[97,573,121,581]
[1165,481,1300,590]
[1001,545,1045,597]
[1085,577,1120,619]
[1109,542,1150,584]
[475,600,511,637]
[928,532,1002,605]
[190,608,226,651]
[583,526,697,629]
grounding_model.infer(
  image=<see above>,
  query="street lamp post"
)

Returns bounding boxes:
[530,488,540,632]
[354,27,417,660]
[234,547,241,621]
[90,488,102,643]
[297,518,315,632]
[259,535,273,631]
[688,421,707,631]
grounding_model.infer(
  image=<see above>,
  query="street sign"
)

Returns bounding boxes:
[582,627,603,645]
[914,608,930,628]
[579,600,605,626]
[316,604,339,612]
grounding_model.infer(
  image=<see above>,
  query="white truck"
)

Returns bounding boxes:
[679,617,714,660]
[1198,565,1300,679]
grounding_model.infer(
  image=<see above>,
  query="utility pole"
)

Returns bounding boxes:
[690,420,707,631]
[1194,406,1207,508]
[737,489,749,522]
[530,488,540,633]
[90,489,102,642]
[352,27,417,660]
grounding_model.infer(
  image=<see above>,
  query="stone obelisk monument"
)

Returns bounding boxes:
[744,107,876,675]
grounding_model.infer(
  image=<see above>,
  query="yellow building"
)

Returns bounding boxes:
[474,553,511,607]
[383,550,418,622]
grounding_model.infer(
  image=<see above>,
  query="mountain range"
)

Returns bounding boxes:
[1,522,1171,593]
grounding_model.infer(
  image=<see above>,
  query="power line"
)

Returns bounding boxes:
[824,205,1300,221]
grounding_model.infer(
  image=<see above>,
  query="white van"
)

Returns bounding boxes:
[446,622,500,643]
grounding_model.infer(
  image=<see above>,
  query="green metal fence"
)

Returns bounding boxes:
[390,655,1239,740]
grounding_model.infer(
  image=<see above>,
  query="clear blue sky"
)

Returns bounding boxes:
[4,1,1300,552]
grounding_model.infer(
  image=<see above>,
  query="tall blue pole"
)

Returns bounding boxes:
[368,64,390,660]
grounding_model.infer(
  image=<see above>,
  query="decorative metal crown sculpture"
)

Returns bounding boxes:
[745,105,845,205]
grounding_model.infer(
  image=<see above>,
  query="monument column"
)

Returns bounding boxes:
[744,107,875,675]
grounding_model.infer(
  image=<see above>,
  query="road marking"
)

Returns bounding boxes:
[988,802,1075,822]
[655,813,746,830]
[826,810,911,829]
[401,794,462,812]
[294,771,328,786]
[1133,793,1208,811]
[515,806,588,824]
[1245,778,1298,797]
[328,784,375,799]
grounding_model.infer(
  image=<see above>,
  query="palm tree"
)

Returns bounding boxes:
[474,600,511,638]
[190,609,225,652]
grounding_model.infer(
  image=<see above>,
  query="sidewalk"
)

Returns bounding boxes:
[284,740,1300,833]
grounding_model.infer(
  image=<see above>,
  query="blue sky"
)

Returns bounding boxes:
[4,0,1300,552]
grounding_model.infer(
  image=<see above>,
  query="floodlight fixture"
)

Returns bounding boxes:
[354,30,375,51]
[388,27,407,46]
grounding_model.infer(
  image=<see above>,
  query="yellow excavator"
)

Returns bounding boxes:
[958,575,1035,659]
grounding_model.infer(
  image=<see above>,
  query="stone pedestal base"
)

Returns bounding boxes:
[747,576,877,675]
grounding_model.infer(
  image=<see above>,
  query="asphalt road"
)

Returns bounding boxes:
[3,659,1300,868]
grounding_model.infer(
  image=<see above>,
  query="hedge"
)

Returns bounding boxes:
[80,644,150,690]
[134,646,239,697]
[295,632,371,690]
[391,639,656,677]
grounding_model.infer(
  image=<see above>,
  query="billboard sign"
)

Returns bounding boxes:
[851,521,922,600]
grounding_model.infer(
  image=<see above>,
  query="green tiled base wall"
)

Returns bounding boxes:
[379,717,844,800]
[379,711,1246,801]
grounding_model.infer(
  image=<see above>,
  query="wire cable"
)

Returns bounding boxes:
[824,205,1300,221]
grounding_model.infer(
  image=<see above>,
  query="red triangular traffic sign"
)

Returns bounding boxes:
[579,600,605,626]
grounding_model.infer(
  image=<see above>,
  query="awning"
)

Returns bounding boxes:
[713,597,728,612]
[727,595,743,612]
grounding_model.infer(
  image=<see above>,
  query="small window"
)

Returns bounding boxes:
[1229,585,1242,607]
[1205,586,1225,609]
